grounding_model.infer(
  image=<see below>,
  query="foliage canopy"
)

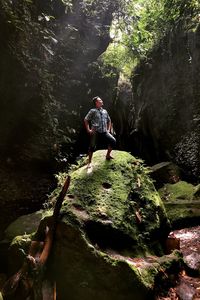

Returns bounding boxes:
[101,0,200,76]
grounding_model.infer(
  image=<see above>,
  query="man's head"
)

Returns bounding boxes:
[92,96,103,108]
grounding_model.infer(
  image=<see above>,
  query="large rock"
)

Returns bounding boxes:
[50,223,181,300]
[150,161,181,188]
[158,181,200,228]
[62,150,170,256]
[4,210,51,241]
[5,150,179,300]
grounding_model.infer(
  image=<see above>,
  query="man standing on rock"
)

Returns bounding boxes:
[84,96,116,167]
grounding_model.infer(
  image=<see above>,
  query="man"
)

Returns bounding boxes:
[84,96,116,167]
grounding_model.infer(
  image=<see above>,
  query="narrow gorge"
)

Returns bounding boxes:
[0,0,200,299]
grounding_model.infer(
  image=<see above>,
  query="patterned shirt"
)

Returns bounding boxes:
[85,108,111,133]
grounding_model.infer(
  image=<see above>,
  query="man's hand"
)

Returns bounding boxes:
[84,119,95,135]
[88,128,95,135]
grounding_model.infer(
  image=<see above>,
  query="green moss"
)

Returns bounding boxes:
[165,204,200,225]
[138,251,183,290]
[7,150,169,272]
[158,181,200,226]
[10,233,32,246]
[193,184,200,198]
[4,209,52,241]
[55,150,169,256]
[68,152,135,219]
[159,181,194,202]
[139,265,159,289]
[6,151,183,299]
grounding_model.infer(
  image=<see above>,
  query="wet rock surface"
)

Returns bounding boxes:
[157,226,200,300]
[174,226,200,272]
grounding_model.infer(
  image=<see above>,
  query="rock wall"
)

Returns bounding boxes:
[129,24,200,179]
[0,0,119,164]
[0,0,119,235]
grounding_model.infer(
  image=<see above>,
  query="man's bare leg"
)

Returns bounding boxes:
[106,146,114,160]
[87,150,93,167]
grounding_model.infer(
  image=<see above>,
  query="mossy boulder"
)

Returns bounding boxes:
[61,150,170,256]
[4,210,52,241]
[8,223,183,300]
[49,222,182,300]
[159,181,194,202]
[158,181,200,228]
[2,210,52,275]
[6,150,174,299]
[48,150,171,299]
[150,161,181,188]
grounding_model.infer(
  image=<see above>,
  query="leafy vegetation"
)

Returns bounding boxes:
[101,0,200,76]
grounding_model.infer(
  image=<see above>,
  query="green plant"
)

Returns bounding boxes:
[101,0,200,76]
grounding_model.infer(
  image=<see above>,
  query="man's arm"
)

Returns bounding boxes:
[107,120,111,132]
[107,113,111,132]
[84,118,92,134]
[84,109,95,135]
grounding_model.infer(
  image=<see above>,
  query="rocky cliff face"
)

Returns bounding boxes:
[0,0,119,235]
[0,0,118,164]
[129,24,200,179]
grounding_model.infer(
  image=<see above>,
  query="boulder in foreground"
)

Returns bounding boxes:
[6,150,176,300]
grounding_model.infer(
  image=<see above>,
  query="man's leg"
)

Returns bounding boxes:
[105,132,116,159]
[88,150,93,164]
[88,132,97,166]
[106,145,113,160]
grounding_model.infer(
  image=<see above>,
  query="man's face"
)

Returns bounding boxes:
[95,98,103,108]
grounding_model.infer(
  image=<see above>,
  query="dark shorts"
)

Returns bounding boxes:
[89,131,116,152]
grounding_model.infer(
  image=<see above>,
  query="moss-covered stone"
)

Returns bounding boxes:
[158,181,200,227]
[193,184,200,198]
[6,150,174,299]
[49,222,150,300]
[49,223,182,300]
[159,181,194,202]
[9,222,183,300]
[7,233,32,275]
[150,161,181,188]
[57,150,170,256]
[4,210,52,241]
